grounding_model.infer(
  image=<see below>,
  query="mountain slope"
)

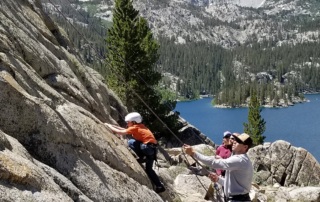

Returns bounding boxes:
[43,0,320,105]
[44,0,320,47]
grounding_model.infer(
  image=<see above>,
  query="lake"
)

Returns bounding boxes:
[175,94,320,162]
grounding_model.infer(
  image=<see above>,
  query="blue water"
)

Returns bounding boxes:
[175,94,320,162]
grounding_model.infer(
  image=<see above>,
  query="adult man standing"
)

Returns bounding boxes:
[184,133,253,202]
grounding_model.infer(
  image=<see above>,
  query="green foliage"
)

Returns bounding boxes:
[157,87,178,102]
[243,90,266,146]
[106,0,159,104]
[105,0,180,137]
[158,36,227,97]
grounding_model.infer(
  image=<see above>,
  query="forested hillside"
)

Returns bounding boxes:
[42,0,320,107]
[158,37,320,106]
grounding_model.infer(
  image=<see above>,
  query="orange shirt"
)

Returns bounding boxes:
[126,124,157,144]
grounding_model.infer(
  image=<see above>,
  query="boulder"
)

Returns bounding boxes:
[248,140,320,187]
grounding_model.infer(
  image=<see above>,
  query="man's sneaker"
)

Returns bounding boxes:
[155,186,166,193]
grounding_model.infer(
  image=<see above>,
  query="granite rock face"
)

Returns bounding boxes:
[248,140,320,187]
[0,0,163,201]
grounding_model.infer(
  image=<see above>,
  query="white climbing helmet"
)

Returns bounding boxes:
[125,112,142,123]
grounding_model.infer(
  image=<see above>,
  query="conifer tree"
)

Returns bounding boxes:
[105,0,179,136]
[243,90,266,146]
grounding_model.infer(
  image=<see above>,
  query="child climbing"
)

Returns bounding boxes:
[105,112,166,193]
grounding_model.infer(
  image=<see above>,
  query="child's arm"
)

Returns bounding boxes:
[105,123,127,135]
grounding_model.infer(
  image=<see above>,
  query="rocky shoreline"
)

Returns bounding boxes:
[214,95,308,108]
[181,93,320,108]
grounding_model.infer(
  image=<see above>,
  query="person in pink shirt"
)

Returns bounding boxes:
[215,131,232,176]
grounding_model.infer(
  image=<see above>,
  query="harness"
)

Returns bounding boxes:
[146,143,159,165]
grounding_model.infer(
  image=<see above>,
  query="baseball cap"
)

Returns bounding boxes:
[232,133,253,148]
[223,131,232,138]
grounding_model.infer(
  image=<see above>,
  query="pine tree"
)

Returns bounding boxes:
[105,0,179,136]
[243,90,266,146]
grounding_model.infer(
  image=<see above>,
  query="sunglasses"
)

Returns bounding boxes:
[235,140,248,146]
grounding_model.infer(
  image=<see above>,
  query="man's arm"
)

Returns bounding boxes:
[183,144,242,171]
[194,152,243,171]
[217,176,225,186]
